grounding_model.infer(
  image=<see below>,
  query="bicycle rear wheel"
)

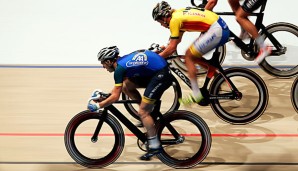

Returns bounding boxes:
[122,77,181,120]
[156,110,211,169]
[291,76,298,113]
[172,45,226,75]
[209,67,269,124]
[64,110,125,168]
[259,22,298,78]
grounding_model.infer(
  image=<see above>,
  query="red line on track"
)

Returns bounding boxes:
[1,133,298,137]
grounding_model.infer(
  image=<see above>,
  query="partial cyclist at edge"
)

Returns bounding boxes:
[152,1,230,105]
[203,0,272,64]
[88,46,175,160]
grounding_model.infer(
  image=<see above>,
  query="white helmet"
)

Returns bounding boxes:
[97,46,119,62]
[152,1,171,21]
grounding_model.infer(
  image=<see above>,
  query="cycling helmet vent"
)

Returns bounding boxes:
[152,1,171,20]
[97,46,119,62]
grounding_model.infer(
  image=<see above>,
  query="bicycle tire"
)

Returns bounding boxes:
[291,76,298,113]
[64,110,125,168]
[258,22,298,78]
[172,45,226,75]
[155,110,212,169]
[209,67,269,124]
[122,77,182,120]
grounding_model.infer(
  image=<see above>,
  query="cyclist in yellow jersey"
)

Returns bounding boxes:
[152,1,230,105]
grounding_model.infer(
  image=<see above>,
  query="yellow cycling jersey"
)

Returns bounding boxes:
[170,8,219,39]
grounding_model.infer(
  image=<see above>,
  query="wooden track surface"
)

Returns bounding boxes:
[0,66,297,171]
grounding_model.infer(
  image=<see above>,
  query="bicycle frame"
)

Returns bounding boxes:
[92,99,182,145]
[167,49,241,100]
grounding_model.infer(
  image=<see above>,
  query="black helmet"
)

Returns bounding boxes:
[152,1,171,21]
[97,46,119,62]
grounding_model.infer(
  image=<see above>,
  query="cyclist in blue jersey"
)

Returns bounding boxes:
[88,46,175,160]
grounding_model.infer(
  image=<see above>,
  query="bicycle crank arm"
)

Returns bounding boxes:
[270,47,287,56]
[161,136,185,145]
[209,92,242,100]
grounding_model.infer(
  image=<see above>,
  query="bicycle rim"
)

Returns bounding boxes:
[291,76,298,113]
[156,110,211,169]
[259,23,298,78]
[210,68,268,124]
[64,110,124,168]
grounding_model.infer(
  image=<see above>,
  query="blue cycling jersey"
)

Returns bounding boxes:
[114,49,168,86]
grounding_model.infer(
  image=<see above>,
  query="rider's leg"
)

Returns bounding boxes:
[235,8,259,40]
[138,101,162,160]
[233,0,271,63]
[228,0,240,13]
[228,0,250,39]
[179,49,204,105]
[185,49,203,99]
[179,17,229,105]
[122,78,142,101]
[138,101,160,148]
[139,67,174,160]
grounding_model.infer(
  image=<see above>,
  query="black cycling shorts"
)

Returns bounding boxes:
[142,67,174,104]
[242,0,264,13]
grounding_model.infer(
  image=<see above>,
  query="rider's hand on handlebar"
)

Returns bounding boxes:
[88,103,100,112]
[90,89,106,102]
[149,43,165,53]
[87,89,111,111]
[87,89,104,112]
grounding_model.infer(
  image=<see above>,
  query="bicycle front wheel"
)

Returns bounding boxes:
[64,110,125,168]
[122,77,181,120]
[156,110,212,169]
[291,76,298,113]
[259,22,298,78]
[209,67,269,124]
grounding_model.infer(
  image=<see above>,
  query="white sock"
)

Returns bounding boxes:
[190,79,202,97]
[256,35,265,49]
[148,136,160,149]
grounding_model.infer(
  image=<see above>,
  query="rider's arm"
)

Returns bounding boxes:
[205,0,218,11]
[98,65,125,108]
[159,32,184,58]
[98,86,122,108]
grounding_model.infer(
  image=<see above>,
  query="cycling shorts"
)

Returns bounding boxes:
[127,77,151,88]
[190,17,230,56]
[142,67,174,104]
[242,0,264,13]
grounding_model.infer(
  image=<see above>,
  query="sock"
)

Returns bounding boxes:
[148,136,160,149]
[255,35,265,49]
[190,79,202,97]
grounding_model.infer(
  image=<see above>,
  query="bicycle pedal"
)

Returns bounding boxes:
[139,147,162,161]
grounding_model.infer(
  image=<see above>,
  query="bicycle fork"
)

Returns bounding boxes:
[90,109,108,143]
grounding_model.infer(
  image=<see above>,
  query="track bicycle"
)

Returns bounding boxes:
[291,76,298,113]
[173,0,298,78]
[64,91,212,169]
[123,44,269,125]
